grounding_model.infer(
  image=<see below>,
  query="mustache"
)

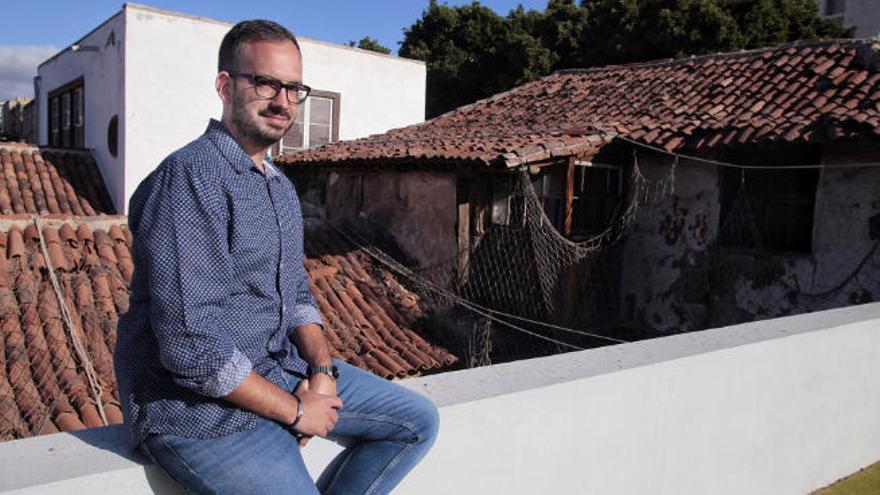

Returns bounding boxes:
[260,104,293,120]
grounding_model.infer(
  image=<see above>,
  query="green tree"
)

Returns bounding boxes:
[722,0,851,48]
[525,0,590,69]
[579,0,852,65]
[348,37,392,54]
[401,1,553,117]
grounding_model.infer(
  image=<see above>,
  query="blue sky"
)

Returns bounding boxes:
[0,1,548,100]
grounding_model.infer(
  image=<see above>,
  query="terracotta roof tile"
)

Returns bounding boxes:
[0,217,457,442]
[1,219,128,441]
[0,144,115,216]
[278,39,880,170]
[302,220,457,378]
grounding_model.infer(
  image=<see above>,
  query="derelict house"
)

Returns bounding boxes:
[277,38,880,349]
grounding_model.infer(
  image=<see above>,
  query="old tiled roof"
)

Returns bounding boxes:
[304,220,457,378]
[0,217,456,442]
[0,219,130,440]
[0,143,116,216]
[279,131,613,169]
[278,38,880,169]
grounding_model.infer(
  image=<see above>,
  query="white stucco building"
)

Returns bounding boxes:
[35,3,426,213]
[819,0,880,38]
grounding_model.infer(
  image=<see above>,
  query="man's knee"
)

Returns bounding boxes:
[407,392,440,447]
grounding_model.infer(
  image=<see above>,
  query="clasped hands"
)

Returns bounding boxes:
[291,373,342,448]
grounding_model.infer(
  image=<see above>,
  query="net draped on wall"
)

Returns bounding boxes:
[334,154,879,365]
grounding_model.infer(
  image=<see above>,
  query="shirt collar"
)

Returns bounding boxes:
[204,119,281,181]
[263,159,283,181]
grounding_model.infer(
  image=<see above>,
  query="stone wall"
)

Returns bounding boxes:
[325,171,458,270]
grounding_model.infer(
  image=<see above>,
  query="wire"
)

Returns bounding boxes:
[617,136,880,170]
[33,214,108,426]
[330,220,629,347]
[800,241,879,298]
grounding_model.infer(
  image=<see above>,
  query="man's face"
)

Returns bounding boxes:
[224,39,302,149]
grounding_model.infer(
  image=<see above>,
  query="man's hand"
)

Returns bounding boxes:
[291,323,339,447]
[297,372,338,447]
[292,379,342,443]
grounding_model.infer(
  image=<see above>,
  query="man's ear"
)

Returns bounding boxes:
[216,71,232,104]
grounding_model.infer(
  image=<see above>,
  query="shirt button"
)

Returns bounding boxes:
[280,262,284,270]
[282,304,287,313]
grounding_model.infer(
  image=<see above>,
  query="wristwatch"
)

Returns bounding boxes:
[309,364,340,380]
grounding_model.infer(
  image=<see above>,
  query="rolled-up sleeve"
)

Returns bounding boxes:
[290,270,323,330]
[137,158,252,398]
[286,183,323,333]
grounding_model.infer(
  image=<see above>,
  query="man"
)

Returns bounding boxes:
[114,20,439,494]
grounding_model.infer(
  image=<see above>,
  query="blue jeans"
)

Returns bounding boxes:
[142,360,439,494]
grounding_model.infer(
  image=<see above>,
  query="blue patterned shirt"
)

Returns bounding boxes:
[115,120,322,448]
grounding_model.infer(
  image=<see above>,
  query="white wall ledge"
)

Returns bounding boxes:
[2,303,879,494]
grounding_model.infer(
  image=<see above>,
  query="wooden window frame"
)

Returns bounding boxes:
[717,143,821,255]
[719,166,819,254]
[568,160,624,240]
[274,89,340,156]
[48,77,84,149]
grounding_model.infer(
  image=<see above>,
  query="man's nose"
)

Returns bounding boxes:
[271,87,293,106]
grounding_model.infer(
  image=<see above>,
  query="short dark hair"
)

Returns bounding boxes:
[218,19,301,73]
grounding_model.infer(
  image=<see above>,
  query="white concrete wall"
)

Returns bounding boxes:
[36,12,126,212]
[122,5,228,214]
[36,4,426,214]
[840,0,880,38]
[2,303,879,494]
[123,4,425,214]
[299,40,426,141]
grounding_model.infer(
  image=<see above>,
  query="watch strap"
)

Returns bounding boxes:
[309,364,339,379]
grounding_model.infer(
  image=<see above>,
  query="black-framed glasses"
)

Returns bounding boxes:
[231,72,311,104]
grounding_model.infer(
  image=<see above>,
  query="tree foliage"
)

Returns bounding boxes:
[400,0,854,117]
[400,1,554,117]
[349,37,392,54]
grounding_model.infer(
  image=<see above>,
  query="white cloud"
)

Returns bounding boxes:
[0,45,59,101]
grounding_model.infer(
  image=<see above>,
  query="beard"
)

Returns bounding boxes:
[230,88,295,149]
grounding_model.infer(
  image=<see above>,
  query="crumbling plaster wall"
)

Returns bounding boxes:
[620,153,720,334]
[713,144,880,326]
[620,144,880,335]
[326,171,458,269]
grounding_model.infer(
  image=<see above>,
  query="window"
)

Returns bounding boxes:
[50,97,59,145]
[490,174,527,227]
[531,167,565,227]
[491,175,514,225]
[490,167,564,228]
[107,114,119,157]
[823,0,845,16]
[48,78,84,148]
[571,163,623,238]
[275,89,340,156]
[489,162,625,239]
[73,87,83,147]
[61,93,70,147]
[719,147,820,253]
